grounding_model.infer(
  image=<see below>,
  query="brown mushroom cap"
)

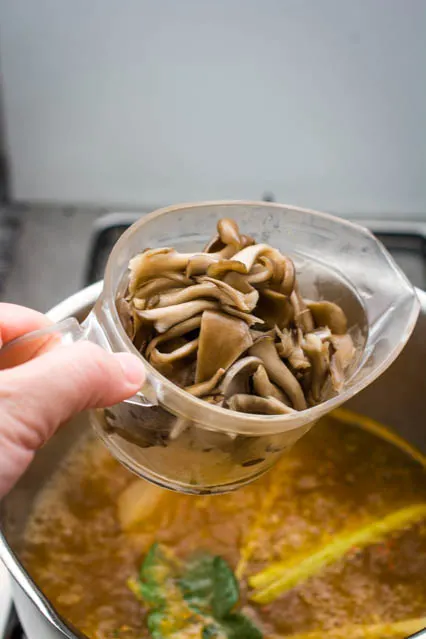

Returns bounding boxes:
[219,356,263,398]
[228,394,295,415]
[206,260,248,279]
[249,337,307,410]
[275,326,311,371]
[196,310,253,383]
[199,276,259,312]
[132,273,192,305]
[308,300,348,335]
[217,217,242,248]
[290,286,315,333]
[221,305,264,326]
[149,337,199,365]
[185,368,226,397]
[256,290,294,329]
[252,364,290,403]
[129,248,188,294]
[137,300,219,333]
[301,333,330,402]
[144,315,202,359]
[329,333,356,391]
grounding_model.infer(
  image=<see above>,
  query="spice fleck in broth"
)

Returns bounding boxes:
[22,411,426,639]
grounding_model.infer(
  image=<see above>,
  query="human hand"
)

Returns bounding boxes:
[0,303,146,498]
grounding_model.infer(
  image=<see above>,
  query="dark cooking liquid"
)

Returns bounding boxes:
[21,413,426,638]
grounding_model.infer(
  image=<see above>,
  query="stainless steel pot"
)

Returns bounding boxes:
[1,282,425,639]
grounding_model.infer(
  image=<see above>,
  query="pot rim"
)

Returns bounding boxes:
[1,284,425,639]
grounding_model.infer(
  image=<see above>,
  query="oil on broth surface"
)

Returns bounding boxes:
[22,413,426,638]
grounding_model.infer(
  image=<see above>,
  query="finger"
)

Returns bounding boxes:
[0,303,51,345]
[0,341,146,452]
[0,303,53,367]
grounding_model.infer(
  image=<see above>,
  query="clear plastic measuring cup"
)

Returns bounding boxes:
[1,202,419,494]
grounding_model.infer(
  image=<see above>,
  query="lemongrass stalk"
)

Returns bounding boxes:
[250,504,426,603]
[266,616,426,639]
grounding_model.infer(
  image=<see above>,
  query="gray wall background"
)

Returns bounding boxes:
[0,0,425,217]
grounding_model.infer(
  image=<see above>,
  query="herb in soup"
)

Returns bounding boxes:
[128,543,261,639]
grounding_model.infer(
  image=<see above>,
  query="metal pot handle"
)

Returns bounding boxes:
[0,316,159,407]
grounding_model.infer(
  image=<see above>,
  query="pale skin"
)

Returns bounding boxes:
[0,303,146,498]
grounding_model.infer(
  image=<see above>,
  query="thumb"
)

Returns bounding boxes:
[0,342,145,494]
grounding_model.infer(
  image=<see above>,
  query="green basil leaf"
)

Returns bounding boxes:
[132,544,263,639]
[180,553,238,618]
[202,623,223,638]
[220,613,263,639]
[138,581,164,607]
[211,557,239,619]
[140,543,162,582]
[146,609,168,638]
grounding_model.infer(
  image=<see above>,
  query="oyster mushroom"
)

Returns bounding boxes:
[231,243,276,273]
[144,315,202,359]
[195,310,253,383]
[329,333,356,391]
[148,337,199,365]
[137,300,219,333]
[219,356,263,398]
[185,368,226,397]
[185,253,222,277]
[130,246,233,290]
[221,305,264,326]
[275,326,311,370]
[121,216,357,416]
[116,296,140,340]
[222,270,257,294]
[150,282,227,309]
[228,394,295,415]
[199,276,259,312]
[147,338,197,386]
[256,289,294,329]
[203,218,243,254]
[302,333,331,402]
[290,286,315,333]
[249,337,307,410]
[252,364,290,403]
[308,300,348,335]
[239,234,256,248]
[217,217,243,248]
[203,394,226,407]
[132,273,193,305]
[311,326,332,341]
[206,259,248,279]
[279,256,296,295]
[129,248,187,294]
[244,258,275,285]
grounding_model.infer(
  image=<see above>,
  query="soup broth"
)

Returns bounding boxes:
[21,412,426,638]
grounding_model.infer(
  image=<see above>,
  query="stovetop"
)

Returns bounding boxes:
[2,211,426,639]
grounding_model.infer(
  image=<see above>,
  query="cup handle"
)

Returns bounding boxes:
[0,316,159,407]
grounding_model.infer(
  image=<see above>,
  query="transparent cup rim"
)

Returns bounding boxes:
[102,200,420,435]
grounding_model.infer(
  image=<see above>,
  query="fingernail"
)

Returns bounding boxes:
[114,352,146,388]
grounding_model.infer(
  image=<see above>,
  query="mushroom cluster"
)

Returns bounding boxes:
[117,218,355,415]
